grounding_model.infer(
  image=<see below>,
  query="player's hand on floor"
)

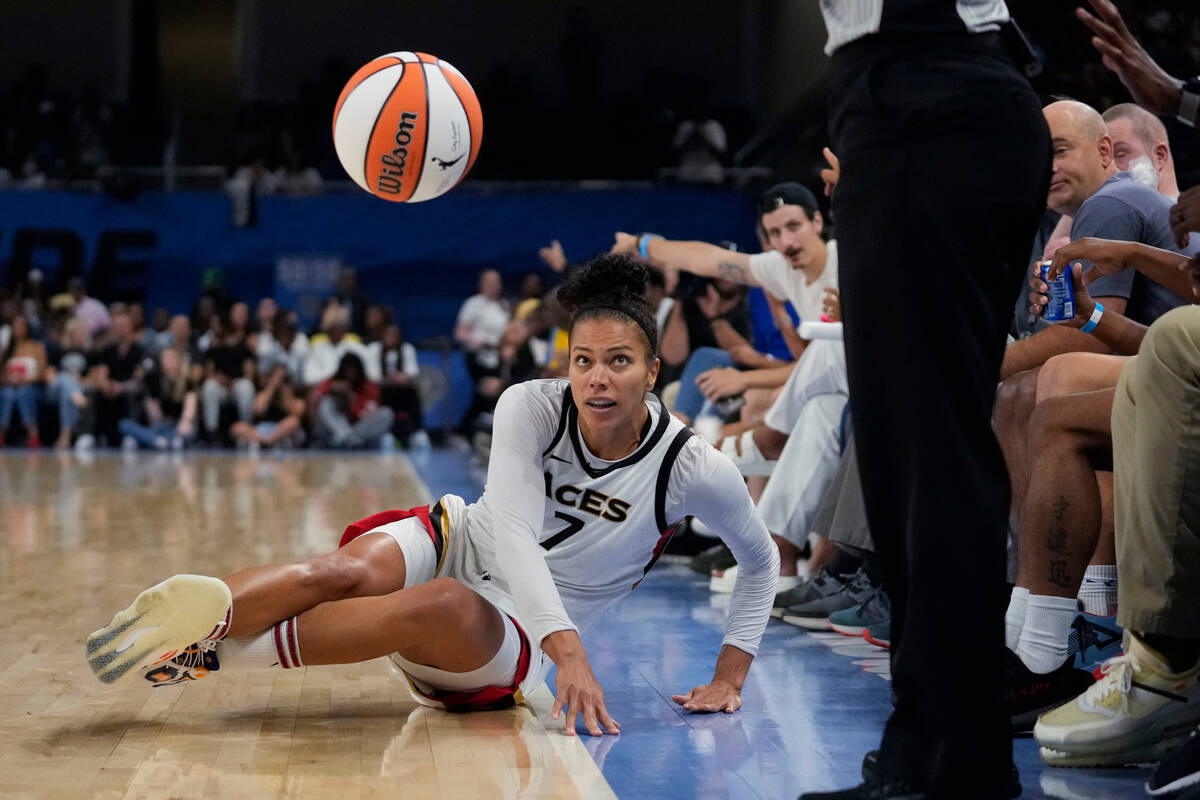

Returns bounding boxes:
[552,659,620,737]
[672,680,743,714]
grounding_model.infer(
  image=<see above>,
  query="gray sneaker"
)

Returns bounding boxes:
[781,569,875,630]
[771,567,848,618]
[690,543,735,576]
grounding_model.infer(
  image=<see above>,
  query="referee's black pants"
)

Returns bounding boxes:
[828,32,1050,797]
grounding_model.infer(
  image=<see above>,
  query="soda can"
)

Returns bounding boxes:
[1039,262,1075,322]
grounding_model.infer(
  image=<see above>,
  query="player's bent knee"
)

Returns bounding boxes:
[386,578,501,647]
[300,551,373,600]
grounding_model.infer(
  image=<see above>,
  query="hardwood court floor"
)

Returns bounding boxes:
[0,452,609,800]
[0,450,1152,799]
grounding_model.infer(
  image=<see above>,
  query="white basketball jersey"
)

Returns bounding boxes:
[536,383,693,593]
[467,380,694,636]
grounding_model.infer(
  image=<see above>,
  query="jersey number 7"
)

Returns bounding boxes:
[540,512,584,550]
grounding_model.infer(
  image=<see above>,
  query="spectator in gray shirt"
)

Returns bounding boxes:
[1001,100,1198,380]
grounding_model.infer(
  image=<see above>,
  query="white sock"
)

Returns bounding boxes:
[1005,586,1029,651]
[202,606,233,642]
[1016,594,1078,673]
[219,617,304,669]
[1078,564,1118,616]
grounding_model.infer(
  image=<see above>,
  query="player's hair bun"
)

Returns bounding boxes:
[558,254,658,356]
[557,254,648,314]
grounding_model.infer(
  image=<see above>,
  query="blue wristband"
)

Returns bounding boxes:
[638,233,661,260]
[1080,302,1104,334]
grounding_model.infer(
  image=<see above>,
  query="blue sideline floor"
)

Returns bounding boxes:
[416,446,1151,800]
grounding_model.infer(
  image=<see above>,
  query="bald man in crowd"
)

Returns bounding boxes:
[1102,102,1181,199]
[1001,100,1188,378]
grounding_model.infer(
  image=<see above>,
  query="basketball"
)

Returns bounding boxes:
[332,51,482,203]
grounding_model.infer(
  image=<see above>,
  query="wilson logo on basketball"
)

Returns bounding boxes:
[376,111,421,195]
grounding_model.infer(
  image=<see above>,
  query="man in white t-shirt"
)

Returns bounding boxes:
[303,304,379,388]
[612,183,837,396]
[612,183,845,580]
[454,270,511,375]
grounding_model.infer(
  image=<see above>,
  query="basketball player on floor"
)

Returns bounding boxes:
[86,255,780,736]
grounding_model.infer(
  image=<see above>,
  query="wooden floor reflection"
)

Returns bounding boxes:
[0,452,611,799]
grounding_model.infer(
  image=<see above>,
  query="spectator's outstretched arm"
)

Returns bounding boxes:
[1049,237,1196,303]
[1077,0,1184,116]
[611,233,760,287]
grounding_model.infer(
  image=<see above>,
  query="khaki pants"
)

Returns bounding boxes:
[815,434,874,555]
[1114,306,1200,637]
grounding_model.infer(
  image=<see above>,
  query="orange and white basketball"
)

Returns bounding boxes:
[332,52,483,203]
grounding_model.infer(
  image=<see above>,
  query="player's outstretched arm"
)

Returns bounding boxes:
[668,443,779,713]
[544,630,621,737]
[611,232,760,287]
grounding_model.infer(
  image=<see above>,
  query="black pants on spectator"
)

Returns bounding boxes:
[381,383,423,442]
[828,33,1050,797]
[90,388,143,446]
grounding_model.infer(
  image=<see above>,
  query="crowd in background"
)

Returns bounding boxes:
[0,267,428,453]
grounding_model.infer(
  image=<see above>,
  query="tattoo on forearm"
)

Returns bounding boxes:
[1046,495,1073,590]
[717,261,749,284]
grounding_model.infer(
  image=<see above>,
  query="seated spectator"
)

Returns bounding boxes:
[1035,303,1200,769]
[998,235,1200,723]
[999,100,1194,380]
[0,315,47,447]
[514,272,546,322]
[251,297,277,346]
[44,317,91,449]
[656,273,753,395]
[228,301,251,341]
[68,277,110,339]
[613,183,837,407]
[303,303,376,387]
[195,309,223,353]
[80,311,146,447]
[667,278,763,423]
[459,318,541,437]
[995,100,1199,565]
[128,304,148,353]
[374,324,424,446]
[454,268,510,383]
[140,307,173,356]
[230,363,306,449]
[118,346,198,450]
[201,315,255,444]
[257,308,309,385]
[334,266,372,334]
[363,303,392,346]
[190,296,217,350]
[308,352,393,449]
[164,314,195,358]
[1101,103,1180,198]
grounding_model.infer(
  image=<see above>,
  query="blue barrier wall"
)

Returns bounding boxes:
[0,187,758,341]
